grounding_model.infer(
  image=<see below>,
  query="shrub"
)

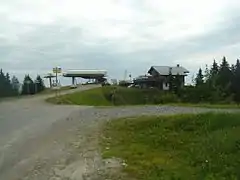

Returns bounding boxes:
[102,86,165,105]
[153,93,179,104]
[102,86,115,101]
[118,81,132,87]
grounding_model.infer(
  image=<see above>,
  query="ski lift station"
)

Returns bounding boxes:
[63,69,107,85]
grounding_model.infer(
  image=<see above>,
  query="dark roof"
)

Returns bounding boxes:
[148,66,189,76]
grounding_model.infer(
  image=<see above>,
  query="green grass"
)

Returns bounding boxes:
[168,103,240,109]
[46,86,178,106]
[46,86,240,108]
[46,87,112,106]
[101,113,240,180]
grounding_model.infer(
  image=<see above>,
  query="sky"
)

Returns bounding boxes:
[0,0,240,85]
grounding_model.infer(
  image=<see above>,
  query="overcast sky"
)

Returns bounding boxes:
[1,0,240,85]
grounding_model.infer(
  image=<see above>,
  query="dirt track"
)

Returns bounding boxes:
[0,86,239,180]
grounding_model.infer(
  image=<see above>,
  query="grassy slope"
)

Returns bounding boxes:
[47,87,112,106]
[169,103,240,109]
[46,86,240,108]
[46,86,177,106]
[101,113,240,180]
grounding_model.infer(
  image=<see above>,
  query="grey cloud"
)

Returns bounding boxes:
[1,8,240,83]
[133,14,240,65]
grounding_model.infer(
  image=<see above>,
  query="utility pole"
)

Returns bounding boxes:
[55,67,58,84]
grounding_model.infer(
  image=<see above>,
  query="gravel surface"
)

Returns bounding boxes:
[0,88,239,180]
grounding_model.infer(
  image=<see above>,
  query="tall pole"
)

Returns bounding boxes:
[49,77,52,88]
[55,67,58,85]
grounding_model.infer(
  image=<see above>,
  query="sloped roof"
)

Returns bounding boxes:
[149,66,189,76]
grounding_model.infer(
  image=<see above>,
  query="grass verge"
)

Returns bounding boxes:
[168,103,240,109]
[101,113,240,180]
[46,87,112,106]
[46,86,240,109]
[46,86,177,106]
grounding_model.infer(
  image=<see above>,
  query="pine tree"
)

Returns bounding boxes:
[0,70,18,97]
[217,57,232,96]
[195,68,204,86]
[232,59,240,103]
[35,75,45,93]
[11,76,20,95]
[0,69,4,97]
[0,69,20,97]
[22,75,35,95]
[204,64,210,82]
[210,59,219,77]
[5,73,12,96]
[205,60,219,89]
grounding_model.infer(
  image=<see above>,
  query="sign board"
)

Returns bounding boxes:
[53,67,62,74]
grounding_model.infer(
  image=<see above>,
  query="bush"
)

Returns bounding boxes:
[102,86,115,101]
[180,85,216,103]
[102,86,165,105]
[154,93,179,104]
[118,81,132,87]
[102,87,178,105]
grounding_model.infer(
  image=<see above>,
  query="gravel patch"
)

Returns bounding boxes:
[1,104,240,180]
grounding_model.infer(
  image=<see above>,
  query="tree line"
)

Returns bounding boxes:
[0,69,45,98]
[178,57,240,103]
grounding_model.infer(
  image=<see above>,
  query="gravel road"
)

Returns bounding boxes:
[0,87,239,180]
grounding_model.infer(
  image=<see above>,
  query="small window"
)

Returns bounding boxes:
[165,82,168,87]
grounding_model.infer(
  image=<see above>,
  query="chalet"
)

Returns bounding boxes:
[134,64,189,90]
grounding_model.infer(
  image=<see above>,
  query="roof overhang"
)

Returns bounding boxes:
[44,73,56,78]
[63,70,107,79]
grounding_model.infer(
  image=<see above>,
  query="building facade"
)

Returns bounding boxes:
[134,65,189,90]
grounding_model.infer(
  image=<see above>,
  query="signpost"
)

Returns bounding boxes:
[53,67,62,84]
[53,67,62,98]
